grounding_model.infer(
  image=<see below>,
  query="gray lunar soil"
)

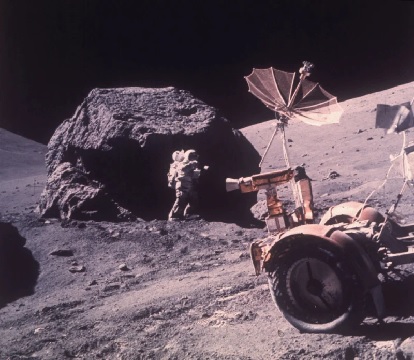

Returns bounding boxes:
[2,82,414,359]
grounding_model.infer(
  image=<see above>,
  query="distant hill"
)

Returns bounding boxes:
[0,128,47,182]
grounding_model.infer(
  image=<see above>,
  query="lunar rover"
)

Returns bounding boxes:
[230,62,414,333]
[227,166,414,333]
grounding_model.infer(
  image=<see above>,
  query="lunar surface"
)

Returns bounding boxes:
[2,82,414,359]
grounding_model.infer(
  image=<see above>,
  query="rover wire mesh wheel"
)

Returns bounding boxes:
[268,244,367,333]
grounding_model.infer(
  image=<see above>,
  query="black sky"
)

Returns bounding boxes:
[1,0,414,144]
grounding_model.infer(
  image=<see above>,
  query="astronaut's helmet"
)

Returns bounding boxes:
[184,149,198,162]
[172,150,184,162]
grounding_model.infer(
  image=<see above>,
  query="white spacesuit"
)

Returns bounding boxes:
[167,150,185,189]
[168,149,202,220]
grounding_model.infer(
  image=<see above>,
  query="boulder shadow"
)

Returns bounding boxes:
[0,222,40,308]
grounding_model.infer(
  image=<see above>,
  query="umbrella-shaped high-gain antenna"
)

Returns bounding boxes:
[245,61,343,168]
[245,61,343,213]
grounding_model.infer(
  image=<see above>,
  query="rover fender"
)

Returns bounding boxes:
[264,224,380,292]
[319,201,385,225]
[261,224,385,318]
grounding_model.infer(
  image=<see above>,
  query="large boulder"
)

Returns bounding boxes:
[38,87,260,222]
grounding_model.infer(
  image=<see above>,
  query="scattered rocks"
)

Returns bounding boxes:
[323,171,340,180]
[103,283,121,292]
[49,249,74,257]
[119,263,129,271]
[34,327,45,334]
[69,265,85,273]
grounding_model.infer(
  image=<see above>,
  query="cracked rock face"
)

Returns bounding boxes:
[38,87,260,222]
[39,162,132,221]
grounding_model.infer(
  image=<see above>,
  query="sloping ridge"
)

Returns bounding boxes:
[0,128,47,182]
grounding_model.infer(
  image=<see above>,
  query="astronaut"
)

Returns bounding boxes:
[167,150,185,189]
[168,149,202,221]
